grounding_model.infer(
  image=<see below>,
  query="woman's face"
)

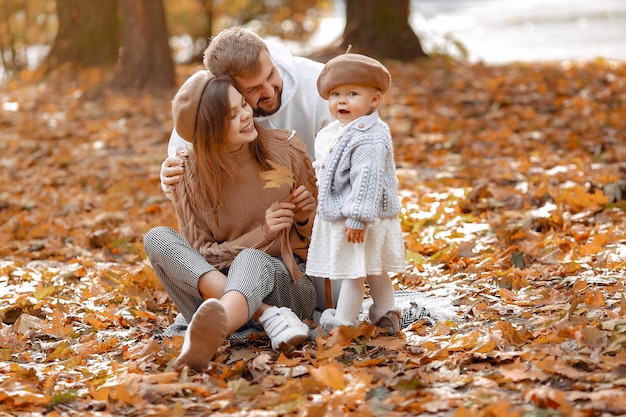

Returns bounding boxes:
[224,85,258,151]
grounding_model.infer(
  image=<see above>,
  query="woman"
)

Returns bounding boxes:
[143,70,318,372]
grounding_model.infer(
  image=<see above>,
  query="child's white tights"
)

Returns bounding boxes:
[320,274,398,332]
[365,273,397,324]
[334,277,365,325]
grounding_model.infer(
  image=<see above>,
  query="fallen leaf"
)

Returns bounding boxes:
[310,362,345,390]
[260,160,294,189]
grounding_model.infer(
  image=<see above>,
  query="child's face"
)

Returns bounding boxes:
[327,84,381,125]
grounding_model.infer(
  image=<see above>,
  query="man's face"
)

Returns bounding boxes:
[233,49,283,117]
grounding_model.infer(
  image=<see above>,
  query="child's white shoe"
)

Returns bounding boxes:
[319,308,357,334]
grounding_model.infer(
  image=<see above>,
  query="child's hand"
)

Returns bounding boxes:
[289,185,316,224]
[345,227,364,243]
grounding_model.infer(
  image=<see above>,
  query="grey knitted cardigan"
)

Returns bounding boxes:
[315,111,402,230]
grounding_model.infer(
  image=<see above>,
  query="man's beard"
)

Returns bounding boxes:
[253,90,282,117]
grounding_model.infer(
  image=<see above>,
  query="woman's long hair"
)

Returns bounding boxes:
[191,76,270,212]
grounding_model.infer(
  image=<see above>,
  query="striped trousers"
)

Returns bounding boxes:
[143,226,316,324]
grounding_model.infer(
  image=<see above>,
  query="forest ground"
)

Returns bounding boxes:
[1,57,625,416]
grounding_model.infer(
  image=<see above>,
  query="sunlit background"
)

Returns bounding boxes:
[2,0,625,81]
[307,0,626,63]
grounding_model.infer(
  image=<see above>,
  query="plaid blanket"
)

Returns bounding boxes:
[162,289,456,341]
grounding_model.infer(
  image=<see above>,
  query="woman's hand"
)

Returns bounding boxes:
[262,201,295,241]
[345,227,365,244]
[290,185,316,224]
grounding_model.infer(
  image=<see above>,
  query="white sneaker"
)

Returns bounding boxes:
[259,306,309,350]
[172,298,227,371]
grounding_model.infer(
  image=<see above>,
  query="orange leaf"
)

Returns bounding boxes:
[260,160,294,189]
[310,362,345,390]
[87,381,111,402]
[353,357,386,367]
[584,289,606,309]
[473,340,497,354]
[276,353,302,366]
[368,336,407,351]
[0,387,51,406]
[578,232,609,256]
[47,316,74,339]
[315,342,345,360]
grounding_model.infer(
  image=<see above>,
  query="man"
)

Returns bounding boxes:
[160,26,337,312]
[161,27,332,192]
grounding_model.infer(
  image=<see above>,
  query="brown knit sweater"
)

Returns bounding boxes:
[171,126,317,280]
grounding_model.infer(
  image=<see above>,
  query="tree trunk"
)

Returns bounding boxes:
[186,0,214,64]
[46,0,120,67]
[341,0,426,61]
[114,0,175,90]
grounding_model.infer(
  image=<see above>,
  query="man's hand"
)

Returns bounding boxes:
[160,148,185,198]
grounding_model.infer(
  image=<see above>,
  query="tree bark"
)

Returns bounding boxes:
[114,0,175,90]
[343,0,426,60]
[46,0,120,67]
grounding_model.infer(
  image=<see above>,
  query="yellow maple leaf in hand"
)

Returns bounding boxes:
[260,160,294,189]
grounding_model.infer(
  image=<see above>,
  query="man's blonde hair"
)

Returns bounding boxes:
[203,27,269,79]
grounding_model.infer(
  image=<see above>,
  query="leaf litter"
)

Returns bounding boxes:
[0,57,625,416]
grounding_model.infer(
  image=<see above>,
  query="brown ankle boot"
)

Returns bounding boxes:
[374,310,401,335]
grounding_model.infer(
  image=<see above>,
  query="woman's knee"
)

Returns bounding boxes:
[228,249,276,295]
[231,248,271,270]
[143,226,177,260]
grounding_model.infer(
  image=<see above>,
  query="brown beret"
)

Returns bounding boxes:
[317,53,391,99]
[172,70,214,142]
